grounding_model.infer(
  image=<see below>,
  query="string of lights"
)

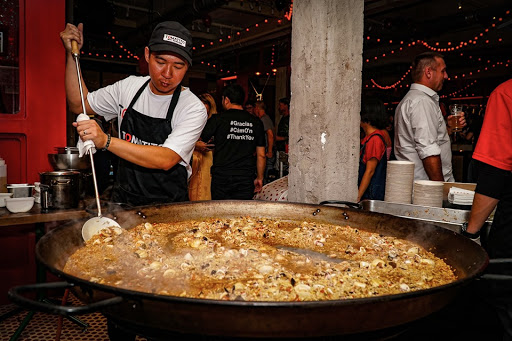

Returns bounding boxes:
[366,58,511,90]
[198,41,280,75]
[199,60,235,75]
[80,31,140,61]
[369,67,412,89]
[192,17,286,52]
[441,80,478,98]
[364,9,510,64]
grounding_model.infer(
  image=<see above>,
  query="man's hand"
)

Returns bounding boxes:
[254,178,263,193]
[60,23,84,54]
[73,119,108,149]
[195,140,213,153]
[266,150,273,159]
[446,111,466,134]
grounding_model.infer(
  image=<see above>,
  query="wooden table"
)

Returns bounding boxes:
[0,203,91,227]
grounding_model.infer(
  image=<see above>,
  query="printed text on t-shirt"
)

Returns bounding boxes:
[228,121,254,140]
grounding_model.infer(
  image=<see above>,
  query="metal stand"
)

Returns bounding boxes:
[1,222,89,340]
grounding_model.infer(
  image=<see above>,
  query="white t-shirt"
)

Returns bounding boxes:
[87,76,207,177]
[394,83,454,182]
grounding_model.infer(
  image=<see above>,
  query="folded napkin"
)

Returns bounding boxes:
[76,113,96,158]
[448,187,475,205]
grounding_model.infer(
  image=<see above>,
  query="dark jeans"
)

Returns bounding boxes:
[263,155,276,185]
[211,174,255,200]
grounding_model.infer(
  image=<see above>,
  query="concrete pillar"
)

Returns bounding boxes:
[288,0,364,204]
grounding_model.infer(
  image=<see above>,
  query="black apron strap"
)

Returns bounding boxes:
[127,79,151,110]
[166,84,182,120]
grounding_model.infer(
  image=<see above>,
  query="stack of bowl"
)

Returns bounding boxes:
[5,184,35,213]
[384,161,415,204]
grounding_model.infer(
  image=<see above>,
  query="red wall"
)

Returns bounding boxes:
[0,0,66,184]
[0,0,65,305]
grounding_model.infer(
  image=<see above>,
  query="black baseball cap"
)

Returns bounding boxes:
[148,21,193,65]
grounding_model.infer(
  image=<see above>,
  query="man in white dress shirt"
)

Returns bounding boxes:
[394,52,455,182]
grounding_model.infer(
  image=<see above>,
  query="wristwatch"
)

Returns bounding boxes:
[461,222,480,239]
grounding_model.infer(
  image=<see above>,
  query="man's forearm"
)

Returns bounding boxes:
[256,151,266,180]
[267,131,274,152]
[108,138,182,171]
[422,155,444,181]
[467,193,499,234]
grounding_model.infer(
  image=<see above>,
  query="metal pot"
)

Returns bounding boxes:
[9,201,488,338]
[39,171,81,209]
[48,153,91,171]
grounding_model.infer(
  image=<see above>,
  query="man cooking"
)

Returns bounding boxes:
[60,21,207,206]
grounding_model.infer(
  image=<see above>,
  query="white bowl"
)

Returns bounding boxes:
[0,193,14,207]
[5,197,35,213]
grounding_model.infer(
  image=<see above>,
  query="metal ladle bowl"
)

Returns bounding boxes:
[82,216,121,241]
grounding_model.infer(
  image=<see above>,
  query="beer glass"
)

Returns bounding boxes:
[449,104,463,133]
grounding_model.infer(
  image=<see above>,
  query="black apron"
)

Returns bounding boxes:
[111,79,188,206]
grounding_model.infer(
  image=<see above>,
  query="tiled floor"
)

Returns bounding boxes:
[0,294,146,341]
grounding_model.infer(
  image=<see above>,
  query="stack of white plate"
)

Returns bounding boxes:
[384,161,415,204]
[413,180,444,207]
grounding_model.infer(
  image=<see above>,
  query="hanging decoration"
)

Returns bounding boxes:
[80,31,140,61]
[193,17,287,52]
[370,67,412,89]
[367,58,510,90]
[364,9,510,64]
[250,74,271,101]
[441,80,478,98]
[284,0,294,21]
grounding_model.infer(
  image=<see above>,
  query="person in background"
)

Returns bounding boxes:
[276,97,290,153]
[394,52,464,182]
[189,93,217,201]
[254,101,275,184]
[60,21,207,207]
[357,98,389,202]
[200,84,266,199]
[462,79,512,341]
[245,100,256,116]
[198,93,217,118]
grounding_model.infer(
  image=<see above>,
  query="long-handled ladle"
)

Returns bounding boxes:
[71,40,121,241]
